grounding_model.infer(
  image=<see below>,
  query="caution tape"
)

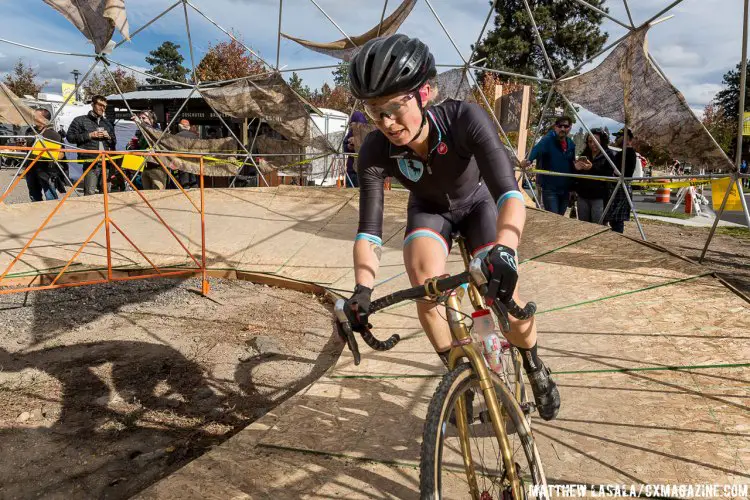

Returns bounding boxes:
[527,169,714,189]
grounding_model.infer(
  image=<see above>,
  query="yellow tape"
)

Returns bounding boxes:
[528,169,713,189]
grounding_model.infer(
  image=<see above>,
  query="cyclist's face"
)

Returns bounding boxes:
[364,90,424,145]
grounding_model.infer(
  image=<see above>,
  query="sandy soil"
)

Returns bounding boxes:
[0,277,340,499]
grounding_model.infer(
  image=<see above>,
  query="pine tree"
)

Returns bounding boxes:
[713,60,750,123]
[145,41,190,84]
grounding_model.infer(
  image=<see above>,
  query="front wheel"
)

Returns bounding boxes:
[420,363,547,500]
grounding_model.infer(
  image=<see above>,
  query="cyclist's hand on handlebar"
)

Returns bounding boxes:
[344,284,373,333]
[482,244,518,306]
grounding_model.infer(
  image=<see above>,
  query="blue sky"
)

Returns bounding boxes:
[0,0,744,131]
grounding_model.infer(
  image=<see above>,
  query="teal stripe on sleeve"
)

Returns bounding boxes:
[497,190,525,210]
[355,233,382,246]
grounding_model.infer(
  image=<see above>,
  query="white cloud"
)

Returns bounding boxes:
[651,44,702,68]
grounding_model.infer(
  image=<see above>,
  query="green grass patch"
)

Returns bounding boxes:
[636,209,692,220]
[717,226,750,239]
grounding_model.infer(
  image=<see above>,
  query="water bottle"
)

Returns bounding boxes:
[471,309,503,374]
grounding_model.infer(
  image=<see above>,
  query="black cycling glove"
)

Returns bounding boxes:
[483,244,518,306]
[345,284,372,333]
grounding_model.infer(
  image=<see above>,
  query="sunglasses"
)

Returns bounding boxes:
[555,123,571,129]
[364,94,415,122]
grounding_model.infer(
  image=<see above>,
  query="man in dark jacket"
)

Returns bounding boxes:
[66,95,116,195]
[522,116,575,215]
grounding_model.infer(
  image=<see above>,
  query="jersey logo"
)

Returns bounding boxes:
[437,142,448,155]
[397,158,424,182]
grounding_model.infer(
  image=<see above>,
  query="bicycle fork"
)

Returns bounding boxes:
[444,291,524,500]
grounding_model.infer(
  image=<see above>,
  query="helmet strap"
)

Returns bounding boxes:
[407,89,428,146]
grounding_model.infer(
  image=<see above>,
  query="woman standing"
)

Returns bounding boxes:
[573,128,613,224]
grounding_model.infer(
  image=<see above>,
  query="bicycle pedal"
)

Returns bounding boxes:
[477,410,517,435]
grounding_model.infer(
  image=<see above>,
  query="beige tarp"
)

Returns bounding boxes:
[43,0,129,54]
[280,0,417,61]
[0,83,42,127]
[200,73,337,152]
[556,28,734,172]
[138,126,271,176]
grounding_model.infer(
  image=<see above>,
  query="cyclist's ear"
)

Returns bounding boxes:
[419,85,429,104]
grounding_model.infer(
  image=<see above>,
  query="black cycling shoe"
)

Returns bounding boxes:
[449,389,475,425]
[526,361,560,421]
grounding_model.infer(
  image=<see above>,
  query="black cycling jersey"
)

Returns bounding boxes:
[355,100,522,249]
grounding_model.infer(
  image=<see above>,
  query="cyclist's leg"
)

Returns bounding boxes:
[403,202,453,355]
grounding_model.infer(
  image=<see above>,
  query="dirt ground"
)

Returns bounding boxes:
[624,219,750,297]
[0,277,341,499]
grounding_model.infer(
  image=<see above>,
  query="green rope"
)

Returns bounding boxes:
[536,273,713,315]
[519,228,610,264]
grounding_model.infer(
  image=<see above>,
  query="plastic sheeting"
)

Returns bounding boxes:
[556,28,734,172]
[280,0,417,61]
[43,0,130,54]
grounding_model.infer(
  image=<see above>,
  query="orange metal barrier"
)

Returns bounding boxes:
[0,147,209,296]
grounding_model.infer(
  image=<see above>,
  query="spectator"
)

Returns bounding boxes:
[131,110,166,190]
[573,128,613,224]
[343,111,367,188]
[66,95,116,195]
[175,119,199,189]
[741,159,748,189]
[605,128,637,233]
[23,108,64,201]
[522,116,575,215]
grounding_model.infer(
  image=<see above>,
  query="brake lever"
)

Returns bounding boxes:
[334,299,361,365]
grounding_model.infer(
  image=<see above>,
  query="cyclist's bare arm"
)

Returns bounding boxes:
[353,238,381,288]
[495,197,526,251]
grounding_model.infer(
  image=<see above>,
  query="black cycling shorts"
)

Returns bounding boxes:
[404,183,497,257]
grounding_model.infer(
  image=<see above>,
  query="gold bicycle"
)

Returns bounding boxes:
[335,235,548,499]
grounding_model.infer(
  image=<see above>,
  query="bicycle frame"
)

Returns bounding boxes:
[444,236,525,499]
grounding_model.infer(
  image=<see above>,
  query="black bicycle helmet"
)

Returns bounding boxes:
[349,34,437,100]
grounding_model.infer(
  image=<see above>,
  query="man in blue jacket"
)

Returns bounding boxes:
[522,116,575,215]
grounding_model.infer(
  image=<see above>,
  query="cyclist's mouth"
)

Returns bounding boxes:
[387,129,406,140]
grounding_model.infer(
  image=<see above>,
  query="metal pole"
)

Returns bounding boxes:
[102,155,113,280]
[0,38,95,58]
[277,64,342,73]
[558,32,631,80]
[49,59,100,126]
[230,118,261,188]
[468,65,552,84]
[377,0,389,37]
[526,88,555,160]
[182,0,198,84]
[276,0,284,69]
[109,59,194,87]
[422,0,517,154]
[699,178,733,263]
[466,0,498,68]
[307,0,357,47]
[642,0,687,27]
[186,0,275,70]
[521,0,556,79]
[115,0,181,48]
[622,0,636,28]
[153,86,199,148]
[200,156,209,295]
[734,0,750,229]
[736,178,750,228]
[569,0,632,31]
